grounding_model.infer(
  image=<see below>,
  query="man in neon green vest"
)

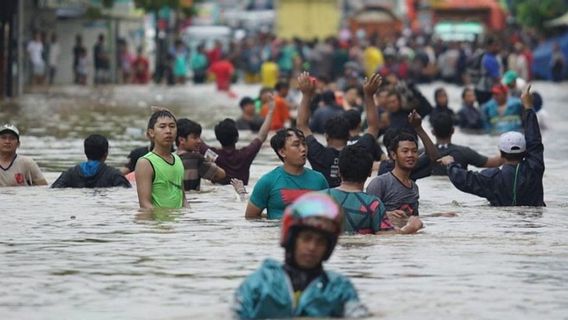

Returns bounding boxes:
[135,109,186,209]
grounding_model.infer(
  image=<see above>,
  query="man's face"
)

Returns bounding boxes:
[463,90,476,106]
[386,95,401,113]
[494,92,507,105]
[279,132,307,167]
[148,116,176,148]
[436,91,448,107]
[294,229,328,269]
[374,91,388,108]
[242,103,255,116]
[392,140,418,171]
[0,132,19,154]
[180,133,202,152]
[345,88,359,104]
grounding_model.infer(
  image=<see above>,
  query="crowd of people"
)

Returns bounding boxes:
[27,26,566,90]
[11,28,550,318]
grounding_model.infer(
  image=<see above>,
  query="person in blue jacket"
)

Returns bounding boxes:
[438,85,544,206]
[233,192,369,319]
[481,84,523,134]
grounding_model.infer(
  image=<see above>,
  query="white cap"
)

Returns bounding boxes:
[0,124,19,139]
[498,131,526,154]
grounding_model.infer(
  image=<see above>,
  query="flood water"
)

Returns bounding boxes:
[1,82,567,319]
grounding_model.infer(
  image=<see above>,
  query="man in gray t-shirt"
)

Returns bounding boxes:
[366,171,419,216]
[366,111,432,226]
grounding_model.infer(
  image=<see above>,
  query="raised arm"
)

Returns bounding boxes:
[408,109,439,162]
[520,85,544,173]
[363,73,383,138]
[296,71,316,137]
[135,158,154,210]
[257,93,276,143]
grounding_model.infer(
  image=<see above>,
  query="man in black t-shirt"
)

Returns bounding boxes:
[430,113,502,176]
[297,72,383,187]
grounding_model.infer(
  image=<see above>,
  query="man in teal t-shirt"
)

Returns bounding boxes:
[245,128,328,219]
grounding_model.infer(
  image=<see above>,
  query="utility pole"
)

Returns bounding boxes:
[17,0,24,96]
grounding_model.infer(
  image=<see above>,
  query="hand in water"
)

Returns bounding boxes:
[408,109,422,128]
[401,216,423,234]
[231,178,247,201]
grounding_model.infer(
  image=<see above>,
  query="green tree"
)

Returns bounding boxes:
[515,0,567,30]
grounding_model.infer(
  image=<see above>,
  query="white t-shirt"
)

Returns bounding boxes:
[0,155,46,187]
[27,40,44,65]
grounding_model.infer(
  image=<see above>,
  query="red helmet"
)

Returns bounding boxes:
[280,192,343,260]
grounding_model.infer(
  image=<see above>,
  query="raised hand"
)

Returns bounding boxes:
[408,109,422,128]
[363,73,383,97]
[521,84,533,110]
[297,71,316,95]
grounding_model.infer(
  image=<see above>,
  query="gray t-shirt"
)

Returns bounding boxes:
[366,172,420,215]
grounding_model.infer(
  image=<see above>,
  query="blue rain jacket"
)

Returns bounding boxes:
[232,259,368,319]
[448,109,544,206]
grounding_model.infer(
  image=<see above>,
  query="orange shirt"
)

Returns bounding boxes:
[260,95,290,130]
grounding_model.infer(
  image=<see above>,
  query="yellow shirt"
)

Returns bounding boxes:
[261,61,279,88]
[363,46,384,77]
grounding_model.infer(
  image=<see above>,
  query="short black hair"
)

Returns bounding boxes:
[343,109,361,131]
[388,132,418,154]
[127,146,150,172]
[239,97,254,109]
[259,87,273,96]
[500,151,526,162]
[176,118,202,146]
[321,90,336,105]
[147,109,176,130]
[84,134,108,161]
[275,81,289,92]
[324,116,350,140]
[270,128,305,162]
[434,87,446,100]
[431,113,454,139]
[462,87,474,99]
[339,145,373,183]
[215,118,239,147]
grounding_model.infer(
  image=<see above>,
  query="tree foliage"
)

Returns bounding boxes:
[515,0,567,30]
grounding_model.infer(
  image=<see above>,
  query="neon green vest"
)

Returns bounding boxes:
[143,152,184,209]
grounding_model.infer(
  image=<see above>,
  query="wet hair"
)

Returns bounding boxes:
[321,90,336,105]
[270,128,305,162]
[339,145,373,183]
[388,132,418,154]
[431,113,454,139]
[274,81,289,92]
[215,118,239,147]
[126,146,150,172]
[176,118,202,146]
[324,116,350,140]
[343,109,362,131]
[462,87,474,99]
[147,109,176,130]
[500,151,526,162]
[239,97,254,109]
[259,87,273,96]
[84,134,108,161]
[434,87,447,104]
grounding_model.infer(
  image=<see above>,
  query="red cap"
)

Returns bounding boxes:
[491,84,508,95]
